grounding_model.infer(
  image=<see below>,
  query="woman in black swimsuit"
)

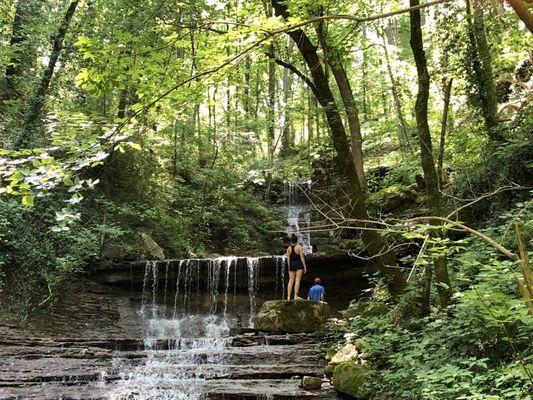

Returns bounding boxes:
[285,235,307,301]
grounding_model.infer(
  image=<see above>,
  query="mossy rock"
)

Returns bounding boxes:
[332,362,370,399]
[341,300,369,319]
[361,301,389,318]
[324,363,336,378]
[301,376,322,390]
[255,300,331,333]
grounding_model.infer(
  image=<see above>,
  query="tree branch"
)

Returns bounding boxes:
[265,53,319,97]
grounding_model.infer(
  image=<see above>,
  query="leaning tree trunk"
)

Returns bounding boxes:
[272,0,406,296]
[410,0,452,309]
[16,0,80,148]
[316,24,367,191]
[506,0,533,33]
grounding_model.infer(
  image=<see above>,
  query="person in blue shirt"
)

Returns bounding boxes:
[308,278,325,301]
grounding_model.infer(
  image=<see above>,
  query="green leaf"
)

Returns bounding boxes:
[21,195,34,207]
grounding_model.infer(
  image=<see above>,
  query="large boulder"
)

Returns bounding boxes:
[332,362,370,399]
[255,300,331,333]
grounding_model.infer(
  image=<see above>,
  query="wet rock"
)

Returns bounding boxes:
[255,300,331,333]
[332,362,371,399]
[301,376,323,390]
[228,327,258,336]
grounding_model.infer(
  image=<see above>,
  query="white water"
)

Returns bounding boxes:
[110,314,232,400]
[110,180,313,398]
[283,180,312,254]
[110,257,265,399]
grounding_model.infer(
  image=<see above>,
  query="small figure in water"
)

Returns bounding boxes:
[285,235,307,301]
[308,278,325,301]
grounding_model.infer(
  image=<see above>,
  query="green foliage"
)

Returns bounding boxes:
[0,197,99,320]
[448,106,533,222]
[330,209,533,400]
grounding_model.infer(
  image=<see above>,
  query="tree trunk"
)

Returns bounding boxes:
[243,55,251,133]
[17,0,80,148]
[379,27,412,153]
[267,42,277,160]
[307,89,315,143]
[272,0,406,296]
[410,0,452,308]
[280,39,295,157]
[316,24,367,191]
[1,0,41,106]
[506,0,533,34]
[437,78,453,189]
[465,0,500,138]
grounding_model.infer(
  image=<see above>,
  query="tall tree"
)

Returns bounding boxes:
[316,19,367,191]
[465,0,500,139]
[16,0,80,148]
[280,39,295,157]
[0,0,41,106]
[272,0,406,295]
[410,0,452,308]
[377,25,412,153]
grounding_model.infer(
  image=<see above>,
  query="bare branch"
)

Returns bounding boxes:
[265,53,319,97]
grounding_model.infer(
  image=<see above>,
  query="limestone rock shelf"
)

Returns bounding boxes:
[0,333,338,399]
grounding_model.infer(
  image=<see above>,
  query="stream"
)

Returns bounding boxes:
[0,182,366,399]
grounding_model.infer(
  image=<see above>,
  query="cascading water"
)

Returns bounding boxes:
[283,180,312,254]
[247,257,259,327]
[110,181,315,399]
[111,256,266,399]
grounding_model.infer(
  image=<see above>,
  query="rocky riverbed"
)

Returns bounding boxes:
[0,327,337,399]
[0,256,364,399]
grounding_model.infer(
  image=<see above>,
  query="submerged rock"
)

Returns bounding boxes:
[255,300,331,333]
[332,362,370,399]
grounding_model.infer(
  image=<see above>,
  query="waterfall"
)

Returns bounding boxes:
[283,180,312,254]
[118,179,315,399]
[222,256,236,316]
[275,256,286,300]
[246,257,260,327]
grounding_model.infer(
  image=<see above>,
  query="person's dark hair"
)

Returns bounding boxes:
[290,234,298,244]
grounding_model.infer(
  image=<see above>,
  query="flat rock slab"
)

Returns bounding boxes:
[1,379,339,399]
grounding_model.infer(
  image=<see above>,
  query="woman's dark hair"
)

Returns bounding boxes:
[290,235,298,244]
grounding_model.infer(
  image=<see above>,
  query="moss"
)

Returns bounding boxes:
[324,363,336,378]
[332,362,370,399]
[255,300,331,333]
[361,301,389,318]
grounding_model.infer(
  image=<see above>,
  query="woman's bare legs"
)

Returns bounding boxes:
[287,270,295,301]
[294,269,303,300]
